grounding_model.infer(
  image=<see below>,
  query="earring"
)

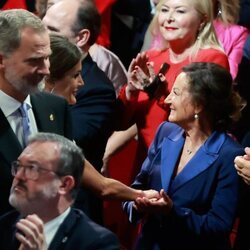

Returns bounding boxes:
[217,3,222,17]
[194,114,199,119]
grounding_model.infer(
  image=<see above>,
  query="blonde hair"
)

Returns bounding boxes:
[216,0,240,24]
[149,0,223,58]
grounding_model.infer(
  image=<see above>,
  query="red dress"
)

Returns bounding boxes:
[118,48,229,172]
[1,0,27,9]
[95,0,116,48]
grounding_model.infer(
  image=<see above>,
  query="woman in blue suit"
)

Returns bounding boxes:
[123,62,245,250]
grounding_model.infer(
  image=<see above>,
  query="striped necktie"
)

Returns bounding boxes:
[19,103,31,147]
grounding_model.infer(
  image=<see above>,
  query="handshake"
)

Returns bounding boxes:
[135,189,173,215]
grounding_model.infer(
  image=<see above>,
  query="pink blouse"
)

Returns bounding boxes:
[213,19,249,79]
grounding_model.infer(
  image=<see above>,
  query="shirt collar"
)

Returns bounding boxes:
[44,207,71,247]
[0,90,32,116]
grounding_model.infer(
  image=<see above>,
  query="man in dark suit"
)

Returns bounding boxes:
[43,0,116,223]
[0,9,72,216]
[0,133,119,250]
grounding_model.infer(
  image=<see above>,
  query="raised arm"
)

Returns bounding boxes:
[101,124,137,176]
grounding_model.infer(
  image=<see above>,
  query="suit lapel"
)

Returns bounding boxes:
[48,209,79,250]
[31,94,58,132]
[160,129,184,192]
[81,53,92,78]
[171,131,225,191]
[0,108,22,163]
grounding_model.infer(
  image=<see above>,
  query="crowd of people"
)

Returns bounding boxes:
[0,0,249,249]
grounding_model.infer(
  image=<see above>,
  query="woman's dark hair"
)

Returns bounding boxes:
[182,62,244,131]
[49,33,82,81]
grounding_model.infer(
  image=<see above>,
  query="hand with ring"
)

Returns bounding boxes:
[126,52,156,100]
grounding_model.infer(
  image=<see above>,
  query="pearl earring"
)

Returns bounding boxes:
[194,114,199,119]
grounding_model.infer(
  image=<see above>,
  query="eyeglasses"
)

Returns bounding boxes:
[11,161,60,181]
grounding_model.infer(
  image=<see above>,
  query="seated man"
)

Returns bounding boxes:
[0,133,119,250]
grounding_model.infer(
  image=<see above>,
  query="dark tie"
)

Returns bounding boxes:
[19,103,31,147]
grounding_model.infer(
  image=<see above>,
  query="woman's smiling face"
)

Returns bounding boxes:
[158,0,203,46]
[52,60,83,105]
[164,72,198,127]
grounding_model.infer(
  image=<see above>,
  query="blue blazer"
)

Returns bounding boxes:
[0,208,120,250]
[123,122,244,250]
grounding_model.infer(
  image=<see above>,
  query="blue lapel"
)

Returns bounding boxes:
[160,128,184,192]
[161,130,226,192]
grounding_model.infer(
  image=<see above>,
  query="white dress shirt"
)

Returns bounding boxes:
[44,207,71,247]
[0,90,38,146]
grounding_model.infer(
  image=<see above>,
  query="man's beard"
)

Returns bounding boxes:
[9,180,59,216]
[5,69,44,96]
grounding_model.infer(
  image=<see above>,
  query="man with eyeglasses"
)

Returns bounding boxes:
[0,132,119,250]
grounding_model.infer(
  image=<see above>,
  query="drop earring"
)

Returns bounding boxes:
[194,114,199,119]
[217,3,222,18]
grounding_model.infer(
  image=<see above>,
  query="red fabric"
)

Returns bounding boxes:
[230,217,240,248]
[1,0,27,9]
[94,0,116,48]
[95,0,116,13]
[103,138,140,249]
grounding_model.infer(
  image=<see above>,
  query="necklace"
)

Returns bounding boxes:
[186,149,193,155]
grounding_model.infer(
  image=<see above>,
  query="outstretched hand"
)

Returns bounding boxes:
[134,189,173,216]
[17,214,46,250]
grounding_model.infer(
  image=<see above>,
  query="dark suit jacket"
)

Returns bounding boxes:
[0,208,120,250]
[70,54,116,171]
[123,122,244,250]
[0,92,72,216]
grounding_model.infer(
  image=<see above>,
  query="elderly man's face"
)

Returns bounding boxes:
[9,141,61,216]
[42,0,79,43]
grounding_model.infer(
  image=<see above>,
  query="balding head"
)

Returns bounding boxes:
[43,0,100,52]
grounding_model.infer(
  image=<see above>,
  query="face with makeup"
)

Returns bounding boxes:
[46,60,83,105]
[157,0,204,47]
[164,72,199,128]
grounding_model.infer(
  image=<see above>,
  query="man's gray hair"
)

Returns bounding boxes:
[28,132,84,199]
[0,9,47,56]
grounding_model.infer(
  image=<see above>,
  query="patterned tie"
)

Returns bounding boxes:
[19,103,31,147]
